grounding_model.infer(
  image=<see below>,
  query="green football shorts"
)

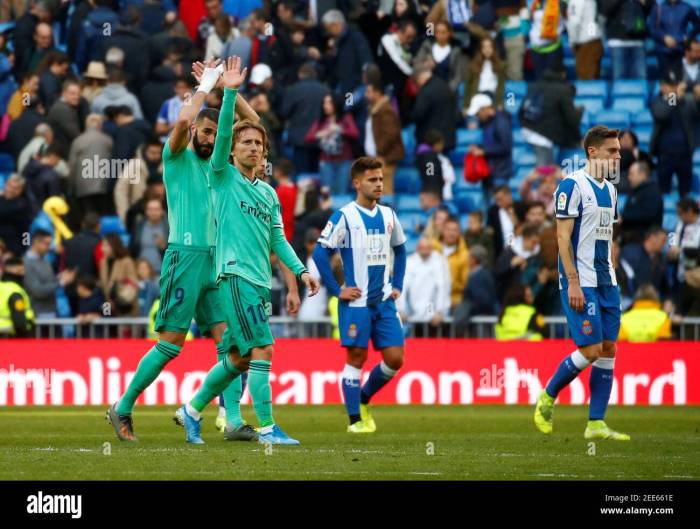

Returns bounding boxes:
[219,274,274,356]
[154,244,224,334]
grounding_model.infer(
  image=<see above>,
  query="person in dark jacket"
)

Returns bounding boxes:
[466,92,513,189]
[37,50,70,110]
[410,61,458,152]
[617,129,654,193]
[7,96,46,162]
[650,69,699,197]
[416,129,449,197]
[0,174,34,257]
[462,244,498,316]
[487,184,517,260]
[75,0,121,72]
[21,144,62,209]
[600,0,654,80]
[620,160,664,244]
[619,226,670,300]
[279,62,329,173]
[11,0,52,78]
[112,105,152,161]
[319,9,374,95]
[139,62,177,126]
[46,79,84,159]
[520,65,583,166]
[648,0,700,78]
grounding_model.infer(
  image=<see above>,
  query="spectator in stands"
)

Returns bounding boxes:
[600,0,653,80]
[248,8,278,68]
[397,236,451,334]
[21,143,61,210]
[129,197,168,274]
[620,226,670,299]
[433,216,470,310]
[618,129,654,192]
[487,184,516,259]
[411,61,457,153]
[619,284,672,342]
[22,21,54,74]
[420,199,449,240]
[620,161,664,243]
[520,65,583,166]
[463,210,495,266]
[495,283,545,340]
[0,174,34,256]
[92,69,144,120]
[140,57,178,126]
[279,62,328,173]
[114,137,163,223]
[68,114,113,219]
[273,158,297,243]
[47,79,83,159]
[528,0,565,78]
[205,13,235,60]
[377,18,417,115]
[566,0,604,80]
[495,0,528,81]
[298,227,328,325]
[80,61,108,105]
[414,20,468,93]
[268,19,316,88]
[135,258,159,317]
[99,232,138,316]
[8,98,46,165]
[464,37,505,110]
[416,129,456,201]
[303,93,360,194]
[221,16,254,70]
[112,105,152,161]
[76,273,105,322]
[494,222,540,302]
[319,9,373,95]
[100,7,152,93]
[518,165,559,216]
[23,229,76,318]
[155,75,195,140]
[292,186,333,260]
[466,92,512,190]
[7,72,39,120]
[125,175,165,235]
[63,211,102,286]
[669,198,700,315]
[648,0,700,78]
[426,0,486,52]
[460,243,498,318]
[650,69,699,197]
[74,0,121,72]
[0,255,34,337]
[682,38,700,88]
[364,81,405,196]
[11,0,53,78]
[37,50,70,109]
[249,89,282,161]
[198,0,229,48]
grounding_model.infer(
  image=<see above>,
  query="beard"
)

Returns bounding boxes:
[192,133,213,159]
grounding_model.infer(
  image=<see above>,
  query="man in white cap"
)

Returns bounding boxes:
[466,92,513,190]
[249,62,272,90]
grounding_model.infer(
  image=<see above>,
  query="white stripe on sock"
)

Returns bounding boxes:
[592,357,615,369]
[342,364,361,380]
[185,403,201,421]
[571,350,591,370]
[379,361,397,377]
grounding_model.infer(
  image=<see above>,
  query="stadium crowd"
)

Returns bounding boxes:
[0,0,699,341]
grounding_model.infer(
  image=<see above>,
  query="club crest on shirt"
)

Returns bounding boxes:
[582,320,593,335]
[557,192,567,211]
[321,221,332,239]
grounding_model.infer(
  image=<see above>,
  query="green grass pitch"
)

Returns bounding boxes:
[1,405,699,480]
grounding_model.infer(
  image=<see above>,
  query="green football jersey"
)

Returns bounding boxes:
[162,142,215,248]
[209,87,306,288]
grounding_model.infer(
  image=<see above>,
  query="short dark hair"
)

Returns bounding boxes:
[105,233,130,259]
[423,129,444,147]
[677,198,700,215]
[115,105,133,117]
[469,210,483,222]
[644,226,666,240]
[61,79,80,92]
[396,18,417,33]
[444,216,460,227]
[175,74,196,88]
[32,229,52,242]
[367,81,384,95]
[275,158,295,177]
[494,184,511,195]
[196,107,220,125]
[350,156,383,180]
[521,223,541,239]
[108,69,128,84]
[584,125,620,158]
[527,201,546,212]
[77,274,97,291]
[633,160,651,178]
[82,212,101,232]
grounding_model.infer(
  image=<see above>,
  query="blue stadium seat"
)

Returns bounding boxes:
[400,212,429,234]
[574,80,608,100]
[663,212,678,231]
[456,128,482,147]
[448,148,467,167]
[100,216,126,236]
[694,149,700,164]
[0,153,14,173]
[404,236,418,254]
[332,193,355,207]
[617,195,627,212]
[611,97,646,114]
[649,81,660,102]
[574,97,605,114]
[401,127,416,166]
[395,167,421,193]
[611,80,648,100]
[593,109,630,130]
[663,195,679,211]
[504,80,528,98]
[634,126,652,145]
[452,194,473,213]
[512,128,527,147]
[397,193,422,212]
[633,110,653,127]
[513,147,536,167]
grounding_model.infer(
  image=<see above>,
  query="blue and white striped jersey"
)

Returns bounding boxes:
[555,169,618,289]
[317,201,407,307]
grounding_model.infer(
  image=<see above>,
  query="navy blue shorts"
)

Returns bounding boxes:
[560,285,621,347]
[339,298,405,349]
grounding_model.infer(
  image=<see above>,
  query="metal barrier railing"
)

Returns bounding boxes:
[28,316,700,340]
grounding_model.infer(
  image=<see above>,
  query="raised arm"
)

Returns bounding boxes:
[169,59,221,154]
[211,56,247,173]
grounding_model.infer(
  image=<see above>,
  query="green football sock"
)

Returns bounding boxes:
[248,360,274,428]
[190,355,241,413]
[117,341,181,416]
[217,343,244,428]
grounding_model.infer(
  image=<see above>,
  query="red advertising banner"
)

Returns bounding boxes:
[0,339,697,405]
